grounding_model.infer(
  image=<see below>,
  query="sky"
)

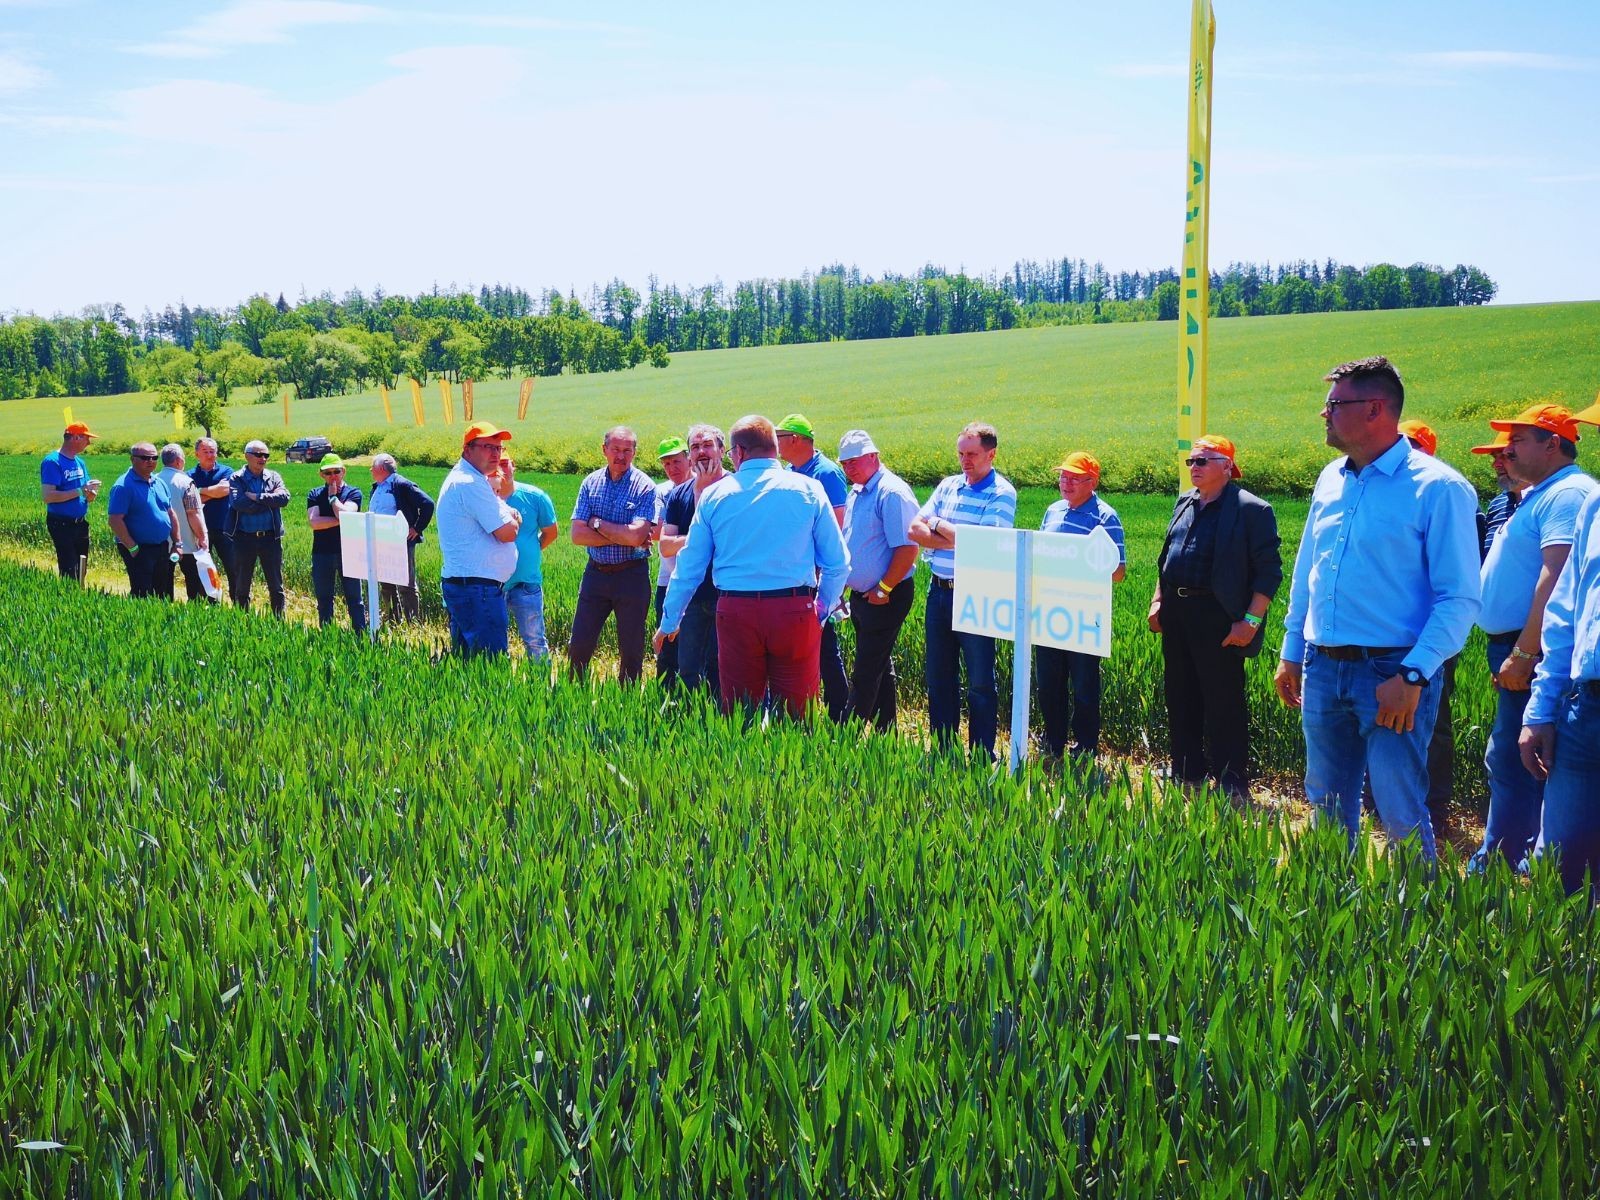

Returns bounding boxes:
[1,0,1597,316]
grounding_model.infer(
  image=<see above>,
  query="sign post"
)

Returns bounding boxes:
[339,511,411,644]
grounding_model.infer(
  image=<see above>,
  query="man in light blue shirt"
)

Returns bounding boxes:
[909,421,1018,757]
[436,423,521,657]
[1522,397,1600,897]
[1275,356,1481,861]
[495,456,559,663]
[839,429,920,731]
[1471,405,1594,873]
[778,413,851,721]
[655,414,849,719]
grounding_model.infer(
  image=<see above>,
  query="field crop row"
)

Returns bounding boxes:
[1,561,1595,1197]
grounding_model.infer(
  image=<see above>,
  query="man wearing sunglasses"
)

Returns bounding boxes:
[106,442,181,599]
[306,455,367,631]
[40,421,102,581]
[227,439,291,615]
[436,423,521,657]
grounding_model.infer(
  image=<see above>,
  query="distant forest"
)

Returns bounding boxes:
[0,258,1497,401]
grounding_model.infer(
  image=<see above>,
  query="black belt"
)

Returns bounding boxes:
[1169,585,1211,598]
[930,576,954,590]
[237,530,279,539]
[1583,680,1600,700]
[587,558,647,574]
[443,576,503,589]
[46,515,87,525]
[721,586,816,599]
[1313,644,1408,662]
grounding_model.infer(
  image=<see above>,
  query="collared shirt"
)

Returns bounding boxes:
[505,482,557,589]
[437,458,517,582]
[1281,437,1481,678]
[188,461,234,528]
[1160,496,1219,590]
[662,478,721,608]
[1481,490,1519,561]
[107,469,173,544]
[791,451,849,510]
[1043,493,1126,563]
[370,477,398,516]
[158,466,204,554]
[41,451,89,519]
[659,457,850,636]
[844,465,920,592]
[915,468,1018,579]
[1527,489,1600,724]
[1479,464,1595,636]
[572,466,657,564]
[306,482,364,557]
[231,467,287,535]
[655,479,678,586]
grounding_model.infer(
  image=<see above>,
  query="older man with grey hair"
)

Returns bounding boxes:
[369,452,436,623]
[228,438,291,616]
[106,442,181,599]
[157,443,211,601]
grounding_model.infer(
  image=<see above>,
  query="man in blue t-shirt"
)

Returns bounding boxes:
[40,421,102,580]
[106,442,180,599]
[305,456,366,630]
[188,437,235,579]
[777,413,851,721]
[495,456,560,662]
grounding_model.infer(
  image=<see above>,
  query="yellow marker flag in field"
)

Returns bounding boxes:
[517,377,533,421]
[462,378,474,423]
[440,377,455,426]
[379,384,393,423]
[409,378,425,427]
[283,388,291,427]
[62,405,74,427]
[174,403,185,430]
[1177,0,1216,489]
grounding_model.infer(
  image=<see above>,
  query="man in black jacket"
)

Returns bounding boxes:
[1149,435,1283,799]
[369,453,436,623]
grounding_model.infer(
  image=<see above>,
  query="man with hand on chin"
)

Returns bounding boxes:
[657,424,730,694]
[1274,357,1479,862]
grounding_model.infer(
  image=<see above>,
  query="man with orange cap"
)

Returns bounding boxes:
[1151,435,1282,799]
[436,422,521,657]
[1472,405,1595,874]
[1473,431,1521,560]
[40,422,102,580]
[1036,452,1125,766]
[1398,420,1438,457]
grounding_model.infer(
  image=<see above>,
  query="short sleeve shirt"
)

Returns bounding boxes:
[1479,464,1597,635]
[41,451,90,519]
[188,462,234,528]
[655,479,678,585]
[1041,493,1126,565]
[571,466,657,564]
[915,469,1018,579]
[307,483,364,556]
[436,458,518,582]
[159,467,204,553]
[505,482,557,589]
[792,452,849,510]
[107,469,173,544]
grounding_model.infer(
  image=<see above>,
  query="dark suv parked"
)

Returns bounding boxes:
[285,436,334,464]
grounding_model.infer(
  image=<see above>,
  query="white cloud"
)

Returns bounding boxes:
[1403,50,1594,71]
[0,49,49,93]
[123,0,384,58]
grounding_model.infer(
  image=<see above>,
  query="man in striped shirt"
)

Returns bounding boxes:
[909,422,1018,757]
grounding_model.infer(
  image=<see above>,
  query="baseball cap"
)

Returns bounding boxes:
[837,429,878,460]
[1397,419,1438,457]
[318,455,347,473]
[775,413,815,440]
[1470,430,1512,455]
[1489,403,1581,443]
[64,421,98,440]
[1571,391,1600,427]
[1192,435,1243,480]
[463,422,513,448]
[1054,451,1101,477]
[656,436,689,459]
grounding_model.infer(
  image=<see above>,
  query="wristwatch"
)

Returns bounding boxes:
[589,515,603,532]
[1399,666,1429,688]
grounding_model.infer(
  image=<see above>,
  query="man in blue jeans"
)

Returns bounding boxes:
[1275,357,1480,861]
[1470,405,1594,873]
[908,422,1017,758]
[495,456,559,663]
[436,423,521,657]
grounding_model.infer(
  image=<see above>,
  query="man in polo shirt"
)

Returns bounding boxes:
[652,436,693,685]
[436,423,521,657]
[909,421,1018,758]
[157,443,211,602]
[838,429,920,732]
[369,453,435,624]
[188,437,234,579]
[495,455,559,662]
[40,422,101,581]
[778,413,851,720]
[306,456,367,631]
[1037,452,1126,767]
[106,442,181,599]
[655,414,849,719]
[227,440,291,616]
[658,424,730,695]
[1471,404,1595,873]
[568,425,658,683]
[1275,356,1480,861]
[1474,431,1522,560]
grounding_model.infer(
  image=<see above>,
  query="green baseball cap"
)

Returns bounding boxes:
[775,413,815,440]
[656,436,689,459]
[317,455,347,473]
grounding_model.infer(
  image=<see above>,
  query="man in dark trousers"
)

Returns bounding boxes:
[1150,435,1282,800]
[228,439,291,616]
[40,421,101,580]
[368,452,435,623]
[106,442,181,599]
[306,455,367,631]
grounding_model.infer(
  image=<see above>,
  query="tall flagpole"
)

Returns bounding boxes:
[1177,0,1216,489]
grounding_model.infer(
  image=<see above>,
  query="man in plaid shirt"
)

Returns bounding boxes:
[568,425,659,683]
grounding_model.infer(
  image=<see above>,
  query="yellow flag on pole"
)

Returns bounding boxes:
[283,388,291,427]
[1177,0,1216,489]
[409,378,425,427]
[517,377,533,421]
[440,378,455,426]
[174,404,184,430]
[462,378,474,423]
[62,405,74,427]
[379,384,393,424]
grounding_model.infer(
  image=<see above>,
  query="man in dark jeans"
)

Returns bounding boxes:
[189,437,235,580]
[368,452,435,623]
[228,439,291,616]
[40,421,101,581]
[106,442,181,598]
[306,456,367,630]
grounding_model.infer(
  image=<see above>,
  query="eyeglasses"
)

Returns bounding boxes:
[321,470,344,476]
[132,453,159,461]
[1322,398,1373,412]
[1185,456,1227,468]
[467,440,504,453]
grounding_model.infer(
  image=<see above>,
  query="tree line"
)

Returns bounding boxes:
[0,258,1497,402]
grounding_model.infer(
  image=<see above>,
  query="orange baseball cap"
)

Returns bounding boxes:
[1398,419,1438,457]
[462,422,513,448]
[64,422,98,440]
[1572,391,1600,427]
[1192,435,1243,480]
[1055,451,1101,477]
[1469,430,1511,455]
[1489,403,1581,443]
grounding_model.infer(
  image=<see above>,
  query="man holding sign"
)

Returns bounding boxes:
[306,456,366,630]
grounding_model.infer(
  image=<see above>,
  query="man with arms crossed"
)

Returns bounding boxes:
[568,426,658,683]
[188,437,233,580]
[436,423,520,657]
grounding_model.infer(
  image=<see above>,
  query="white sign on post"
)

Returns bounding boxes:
[953,524,1121,772]
[339,511,411,640]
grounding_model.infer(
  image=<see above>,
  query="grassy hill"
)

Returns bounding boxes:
[5,301,1597,494]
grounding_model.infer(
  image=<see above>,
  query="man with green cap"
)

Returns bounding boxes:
[777,412,850,720]
[653,435,693,684]
[306,455,367,630]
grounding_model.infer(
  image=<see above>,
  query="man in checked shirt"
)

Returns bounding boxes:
[568,425,659,683]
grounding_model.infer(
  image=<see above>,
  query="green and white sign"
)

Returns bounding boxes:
[953,525,1119,658]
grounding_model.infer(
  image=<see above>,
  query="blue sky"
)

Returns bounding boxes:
[1,0,1596,315]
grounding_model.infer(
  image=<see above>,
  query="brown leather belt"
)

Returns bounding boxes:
[1312,644,1407,662]
[930,576,954,590]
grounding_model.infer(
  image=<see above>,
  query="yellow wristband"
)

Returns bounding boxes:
[878,578,894,593]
